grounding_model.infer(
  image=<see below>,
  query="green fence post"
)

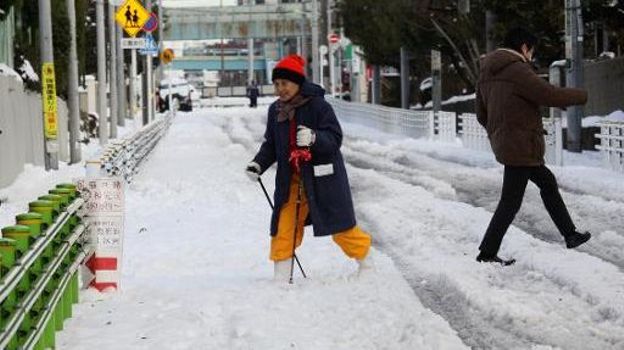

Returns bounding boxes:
[71,272,79,304]
[0,238,17,332]
[56,183,78,199]
[28,201,57,229]
[43,315,55,349]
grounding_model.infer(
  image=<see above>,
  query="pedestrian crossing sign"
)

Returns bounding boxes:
[115,0,150,37]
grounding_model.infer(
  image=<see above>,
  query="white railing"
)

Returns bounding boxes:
[595,122,624,173]
[459,113,563,165]
[458,114,491,152]
[436,111,457,143]
[100,116,173,182]
[327,98,432,139]
[328,97,564,166]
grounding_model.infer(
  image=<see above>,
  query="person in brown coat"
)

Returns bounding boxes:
[475,27,591,266]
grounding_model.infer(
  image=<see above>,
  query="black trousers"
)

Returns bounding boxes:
[479,165,576,256]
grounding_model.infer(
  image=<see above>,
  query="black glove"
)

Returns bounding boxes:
[245,161,261,181]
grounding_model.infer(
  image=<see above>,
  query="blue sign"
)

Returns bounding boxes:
[139,33,159,56]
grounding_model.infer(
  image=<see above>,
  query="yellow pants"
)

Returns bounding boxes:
[270,176,372,261]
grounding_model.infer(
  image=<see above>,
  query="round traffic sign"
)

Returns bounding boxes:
[160,48,175,64]
[328,33,339,44]
[143,12,158,33]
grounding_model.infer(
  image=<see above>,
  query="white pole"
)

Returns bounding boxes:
[117,24,126,127]
[38,0,59,169]
[168,63,173,117]
[108,2,118,138]
[97,0,108,145]
[327,0,335,97]
[67,0,81,163]
[311,0,319,84]
[130,49,137,125]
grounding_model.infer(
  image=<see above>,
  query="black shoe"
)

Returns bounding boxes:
[565,231,591,249]
[476,253,516,266]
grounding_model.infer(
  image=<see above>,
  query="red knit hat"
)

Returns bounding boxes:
[272,54,306,85]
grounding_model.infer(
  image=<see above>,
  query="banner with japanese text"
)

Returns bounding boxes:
[41,62,58,140]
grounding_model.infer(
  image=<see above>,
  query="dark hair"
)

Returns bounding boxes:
[503,27,538,52]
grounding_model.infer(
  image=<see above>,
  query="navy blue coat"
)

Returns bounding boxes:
[253,82,357,237]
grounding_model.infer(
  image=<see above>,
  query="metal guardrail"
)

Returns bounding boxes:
[100,116,173,182]
[596,121,624,173]
[0,185,90,350]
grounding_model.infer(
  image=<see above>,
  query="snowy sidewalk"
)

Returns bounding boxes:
[57,111,467,349]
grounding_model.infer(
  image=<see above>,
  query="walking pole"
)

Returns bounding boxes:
[289,178,304,284]
[257,178,307,279]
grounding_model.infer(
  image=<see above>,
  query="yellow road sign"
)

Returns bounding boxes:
[115,0,149,37]
[160,48,174,64]
[41,62,58,140]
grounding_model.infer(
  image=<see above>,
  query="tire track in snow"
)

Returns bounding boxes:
[341,138,624,271]
[349,166,624,350]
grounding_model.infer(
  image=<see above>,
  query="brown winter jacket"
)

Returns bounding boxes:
[476,49,588,166]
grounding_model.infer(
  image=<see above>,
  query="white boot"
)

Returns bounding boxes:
[273,259,292,282]
[356,253,375,274]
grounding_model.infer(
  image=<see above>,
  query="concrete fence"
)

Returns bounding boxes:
[0,75,71,188]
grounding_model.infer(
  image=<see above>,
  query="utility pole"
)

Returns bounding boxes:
[327,0,335,96]
[38,0,59,170]
[485,10,497,52]
[142,0,153,125]
[67,0,81,163]
[97,0,108,145]
[400,46,410,109]
[220,0,225,87]
[247,0,254,84]
[565,0,584,152]
[311,0,320,84]
[130,49,137,123]
[372,65,380,104]
[116,23,126,127]
[108,2,118,138]
[431,49,442,116]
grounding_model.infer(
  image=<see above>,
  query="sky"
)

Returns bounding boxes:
[1,99,623,349]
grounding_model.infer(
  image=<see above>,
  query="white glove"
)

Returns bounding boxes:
[245,161,261,181]
[296,125,316,147]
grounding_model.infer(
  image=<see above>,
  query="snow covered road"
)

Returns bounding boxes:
[2,103,615,349]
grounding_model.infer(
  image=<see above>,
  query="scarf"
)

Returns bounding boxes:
[277,94,313,174]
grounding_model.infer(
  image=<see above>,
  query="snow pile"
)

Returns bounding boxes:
[0,63,22,82]
[19,58,39,82]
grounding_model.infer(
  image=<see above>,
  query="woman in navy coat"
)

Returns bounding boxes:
[245,55,372,280]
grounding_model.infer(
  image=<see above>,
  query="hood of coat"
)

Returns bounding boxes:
[479,49,526,77]
[299,81,326,98]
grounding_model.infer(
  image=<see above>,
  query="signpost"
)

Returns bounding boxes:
[115,0,150,37]
[76,178,125,291]
[41,62,58,140]
[121,37,146,50]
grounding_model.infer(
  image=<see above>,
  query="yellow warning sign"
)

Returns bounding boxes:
[41,62,58,140]
[160,48,174,64]
[115,0,150,37]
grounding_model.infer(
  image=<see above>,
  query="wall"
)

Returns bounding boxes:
[583,57,624,116]
[0,75,69,187]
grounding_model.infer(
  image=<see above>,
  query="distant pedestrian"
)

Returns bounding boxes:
[245,55,373,281]
[246,80,259,108]
[475,27,591,266]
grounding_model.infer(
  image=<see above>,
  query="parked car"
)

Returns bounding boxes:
[158,78,194,112]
